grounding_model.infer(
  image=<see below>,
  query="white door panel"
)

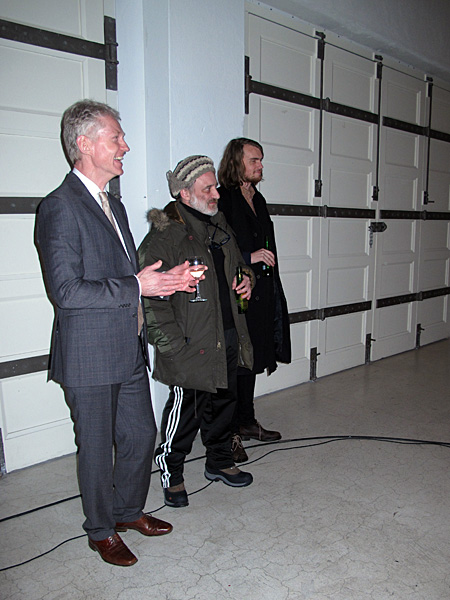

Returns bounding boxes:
[0,0,112,471]
[255,321,313,396]
[0,374,75,471]
[416,221,450,343]
[382,129,423,210]
[325,40,377,111]
[419,297,449,345]
[384,78,424,124]
[430,84,450,135]
[318,216,373,375]
[274,214,319,386]
[1,40,106,196]
[246,14,321,389]
[0,0,105,41]
[417,84,450,344]
[372,218,419,360]
[372,65,427,360]
[248,13,317,95]
[428,140,450,211]
[374,303,416,359]
[319,312,367,377]
[317,40,377,376]
[257,95,316,203]
[416,84,450,344]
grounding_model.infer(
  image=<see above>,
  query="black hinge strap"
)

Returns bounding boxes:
[0,17,118,91]
[315,32,326,197]
[373,56,383,201]
[423,78,434,205]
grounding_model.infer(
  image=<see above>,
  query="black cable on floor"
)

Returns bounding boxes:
[1,434,449,571]
[0,535,87,572]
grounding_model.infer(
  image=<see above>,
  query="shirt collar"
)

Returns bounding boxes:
[73,168,104,203]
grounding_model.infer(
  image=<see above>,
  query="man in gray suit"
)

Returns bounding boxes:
[35,99,196,566]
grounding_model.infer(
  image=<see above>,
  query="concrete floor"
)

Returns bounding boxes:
[1,339,449,599]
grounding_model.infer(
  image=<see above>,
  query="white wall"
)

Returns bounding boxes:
[116,0,245,242]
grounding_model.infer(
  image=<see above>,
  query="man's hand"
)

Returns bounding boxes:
[251,248,275,267]
[232,273,252,300]
[138,260,205,297]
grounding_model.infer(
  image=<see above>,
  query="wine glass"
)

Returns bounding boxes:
[187,256,207,302]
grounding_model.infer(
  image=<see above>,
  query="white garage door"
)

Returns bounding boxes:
[0,0,117,471]
[246,7,450,395]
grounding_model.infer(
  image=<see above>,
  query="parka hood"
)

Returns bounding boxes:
[146,201,185,231]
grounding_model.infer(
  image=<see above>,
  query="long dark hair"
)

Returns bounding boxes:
[218,138,264,189]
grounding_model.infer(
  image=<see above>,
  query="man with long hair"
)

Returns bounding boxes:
[218,138,291,463]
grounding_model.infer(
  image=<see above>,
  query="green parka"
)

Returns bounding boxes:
[138,200,254,393]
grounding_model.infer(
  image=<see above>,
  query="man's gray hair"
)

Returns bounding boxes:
[61,99,120,165]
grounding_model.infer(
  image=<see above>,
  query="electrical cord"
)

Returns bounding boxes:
[1,434,449,571]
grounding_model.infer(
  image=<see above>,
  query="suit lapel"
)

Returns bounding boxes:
[66,173,137,269]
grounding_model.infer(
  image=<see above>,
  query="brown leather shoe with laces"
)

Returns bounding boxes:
[89,533,137,566]
[232,434,248,463]
[239,421,282,442]
[116,514,173,536]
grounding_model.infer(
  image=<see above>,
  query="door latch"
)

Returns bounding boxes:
[369,221,387,247]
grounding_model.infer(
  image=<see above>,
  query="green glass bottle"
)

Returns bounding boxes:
[261,235,272,277]
[235,266,248,314]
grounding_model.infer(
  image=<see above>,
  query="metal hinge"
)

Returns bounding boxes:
[316,31,326,60]
[372,186,379,202]
[314,179,323,197]
[416,324,424,349]
[423,190,434,204]
[365,334,376,364]
[310,347,320,381]
[375,55,383,80]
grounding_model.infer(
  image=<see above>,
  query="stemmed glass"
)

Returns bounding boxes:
[187,256,207,302]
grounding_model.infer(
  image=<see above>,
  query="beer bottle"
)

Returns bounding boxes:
[261,235,272,277]
[235,266,248,314]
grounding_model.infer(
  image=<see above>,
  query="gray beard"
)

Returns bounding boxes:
[188,193,218,216]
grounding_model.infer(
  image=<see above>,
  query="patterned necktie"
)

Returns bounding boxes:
[99,192,144,334]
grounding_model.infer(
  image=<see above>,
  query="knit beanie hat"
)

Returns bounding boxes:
[166,155,215,198]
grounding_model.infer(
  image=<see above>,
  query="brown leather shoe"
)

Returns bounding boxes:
[116,514,173,536]
[88,533,137,566]
[240,421,282,442]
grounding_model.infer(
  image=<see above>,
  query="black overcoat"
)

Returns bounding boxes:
[218,185,291,374]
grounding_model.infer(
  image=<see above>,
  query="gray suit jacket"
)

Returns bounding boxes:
[36,172,147,387]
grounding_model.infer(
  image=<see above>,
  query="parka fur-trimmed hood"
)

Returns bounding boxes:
[146,201,184,231]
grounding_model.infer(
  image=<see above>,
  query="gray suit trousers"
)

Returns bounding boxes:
[65,345,156,540]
